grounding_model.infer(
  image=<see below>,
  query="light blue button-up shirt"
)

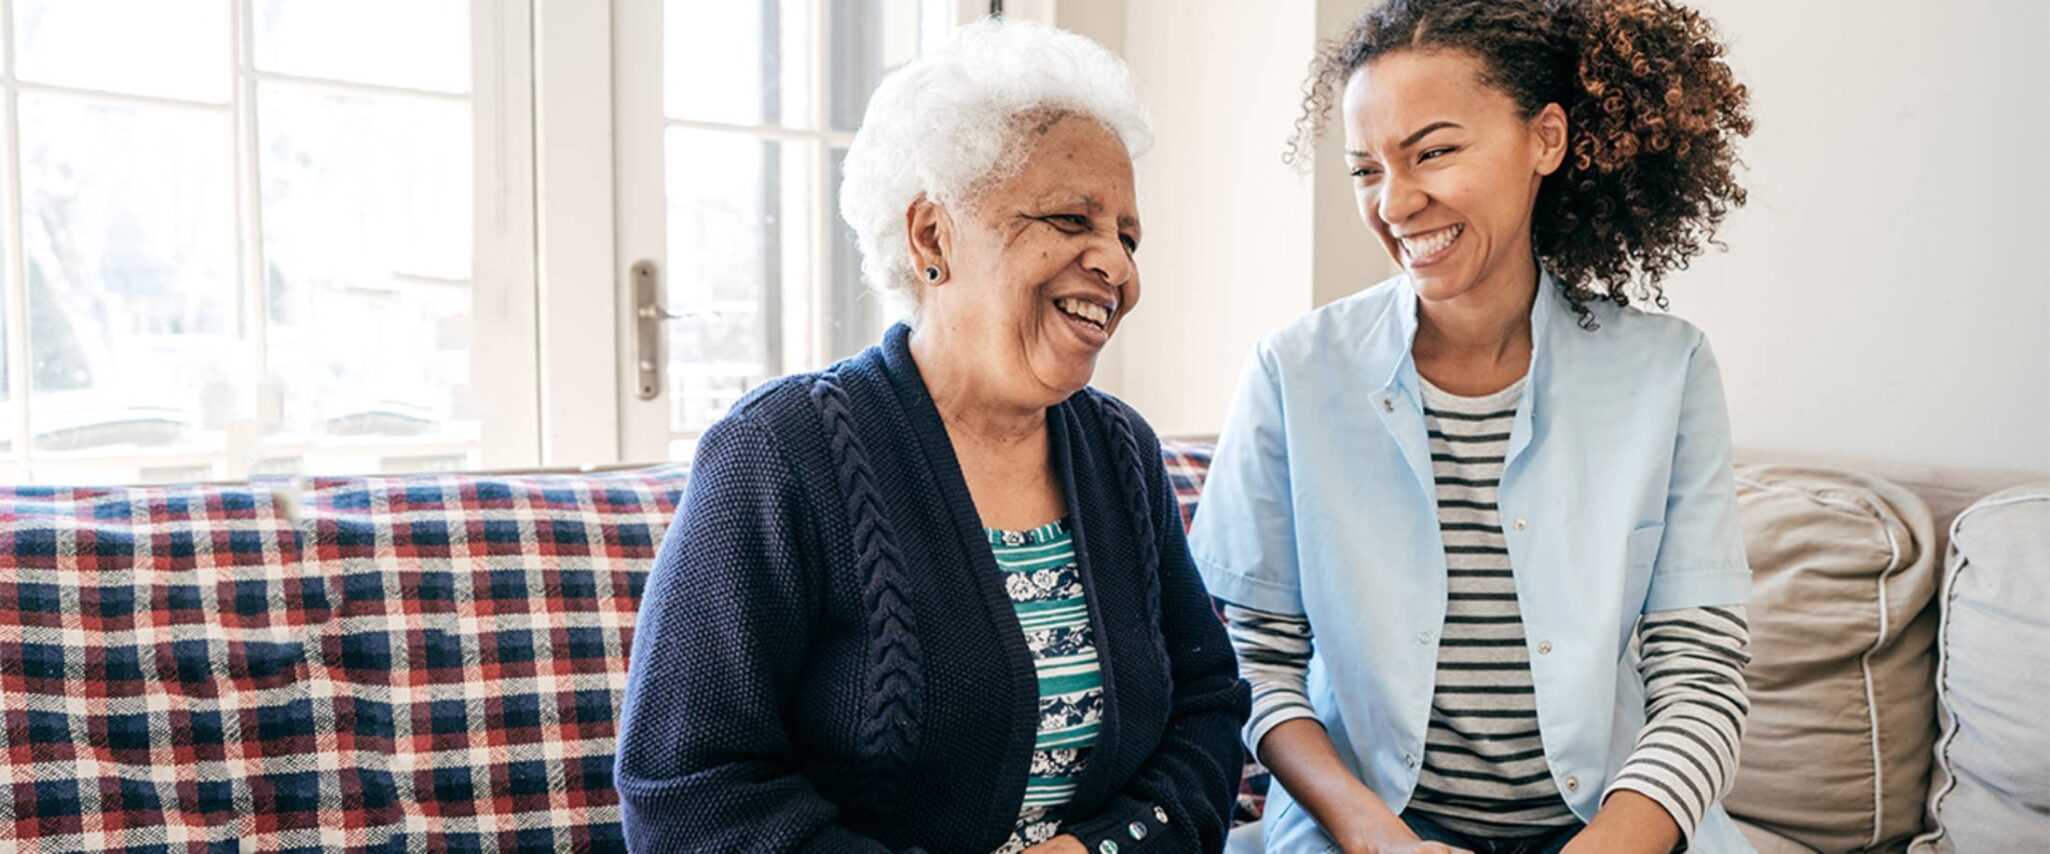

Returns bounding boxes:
[1189,272,1754,853]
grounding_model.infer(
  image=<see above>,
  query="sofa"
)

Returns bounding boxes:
[0,467,681,852]
[0,442,2043,852]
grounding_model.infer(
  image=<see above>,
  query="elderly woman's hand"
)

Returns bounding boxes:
[1021,835,1088,854]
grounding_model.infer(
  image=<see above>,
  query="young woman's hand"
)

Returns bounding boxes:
[1021,835,1087,854]
[1335,817,1473,854]
[1359,837,1473,854]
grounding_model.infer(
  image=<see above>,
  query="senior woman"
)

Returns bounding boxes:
[614,19,1248,854]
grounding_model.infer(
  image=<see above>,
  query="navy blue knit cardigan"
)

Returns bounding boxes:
[615,324,1250,853]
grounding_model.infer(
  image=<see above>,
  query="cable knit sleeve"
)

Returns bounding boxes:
[614,413,904,853]
[1062,401,1252,853]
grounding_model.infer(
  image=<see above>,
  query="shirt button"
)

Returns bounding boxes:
[1514,517,1528,531]
[1537,640,1553,655]
[1128,822,1148,840]
[1153,805,1170,824]
[1099,841,1120,854]
[1416,631,1432,645]
[1382,397,1395,413]
[1565,775,1580,791]
[1404,752,1418,768]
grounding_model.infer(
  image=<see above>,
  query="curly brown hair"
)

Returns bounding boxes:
[1288,0,1753,326]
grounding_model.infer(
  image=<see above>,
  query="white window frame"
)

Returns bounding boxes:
[0,0,539,484]
[533,0,620,468]
[601,0,1013,464]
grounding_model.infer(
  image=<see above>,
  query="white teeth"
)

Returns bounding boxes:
[1055,297,1111,328]
[1400,225,1462,259]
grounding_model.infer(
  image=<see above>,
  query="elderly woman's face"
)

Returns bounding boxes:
[923,115,1140,398]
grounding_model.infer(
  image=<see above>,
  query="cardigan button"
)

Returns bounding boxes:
[1128,821,1148,840]
[1153,805,1169,824]
[1098,841,1121,854]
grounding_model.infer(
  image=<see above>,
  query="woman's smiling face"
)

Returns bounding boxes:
[1343,48,1566,303]
[915,113,1142,399]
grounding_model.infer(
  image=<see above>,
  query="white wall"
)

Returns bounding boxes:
[1074,0,2050,473]
[1673,0,2050,474]
[1066,0,1386,437]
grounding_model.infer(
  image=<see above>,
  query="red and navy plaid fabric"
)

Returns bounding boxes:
[1,467,688,852]
[1160,438,1213,532]
[1,445,1257,852]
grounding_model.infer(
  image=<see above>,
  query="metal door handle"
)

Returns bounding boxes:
[636,303,684,321]
[633,260,674,400]
[633,259,727,400]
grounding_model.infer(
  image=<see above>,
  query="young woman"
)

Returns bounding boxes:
[1189,1,1756,851]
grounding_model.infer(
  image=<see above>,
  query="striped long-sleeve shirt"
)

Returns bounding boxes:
[1225,377,1750,847]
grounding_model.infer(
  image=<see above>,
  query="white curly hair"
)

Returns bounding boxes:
[837,17,1151,321]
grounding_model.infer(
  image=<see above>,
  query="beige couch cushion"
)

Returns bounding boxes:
[1736,818,1823,854]
[1909,486,2050,853]
[1725,466,1940,852]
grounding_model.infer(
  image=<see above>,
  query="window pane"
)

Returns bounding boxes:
[259,84,475,448]
[826,146,890,360]
[18,95,238,455]
[827,0,932,132]
[665,129,779,434]
[254,0,470,94]
[665,0,781,126]
[14,0,231,102]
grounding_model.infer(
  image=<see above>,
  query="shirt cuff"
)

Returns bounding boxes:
[1193,557,1304,616]
[1642,566,1751,613]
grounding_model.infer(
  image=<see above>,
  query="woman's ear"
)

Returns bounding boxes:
[905,194,954,285]
[1531,102,1569,177]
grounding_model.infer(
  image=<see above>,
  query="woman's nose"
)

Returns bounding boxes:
[1083,235,1134,289]
[1377,171,1428,225]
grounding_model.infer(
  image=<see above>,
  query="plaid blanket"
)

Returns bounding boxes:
[1,444,1256,852]
[0,468,686,852]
